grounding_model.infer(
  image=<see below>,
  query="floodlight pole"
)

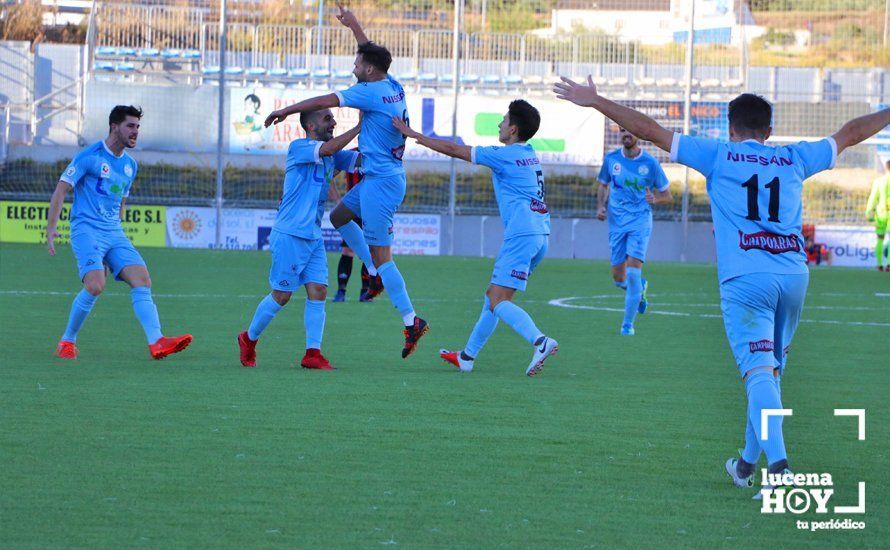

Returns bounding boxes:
[316,0,325,66]
[447,0,463,256]
[215,0,227,248]
[680,0,695,263]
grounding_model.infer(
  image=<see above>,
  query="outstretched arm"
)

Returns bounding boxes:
[392,116,471,162]
[554,76,673,153]
[832,108,890,156]
[336,4,370,46]
[264,94,340,127]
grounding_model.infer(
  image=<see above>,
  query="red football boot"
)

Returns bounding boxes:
[402,317,429,359]
[55,340,78,360]
[362,273,385,300]
[300,348,335,370]
[439,348,474,372]
[149,334,193,360]
[238,331,257,367]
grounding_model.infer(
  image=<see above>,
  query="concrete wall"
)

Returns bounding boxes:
[446,215,716,263]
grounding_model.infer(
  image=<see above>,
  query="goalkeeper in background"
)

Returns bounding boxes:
[866,159,890,271]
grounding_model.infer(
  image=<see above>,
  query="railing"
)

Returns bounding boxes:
[30,78,85,142]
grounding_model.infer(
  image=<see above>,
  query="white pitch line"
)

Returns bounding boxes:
[548,296,890,327]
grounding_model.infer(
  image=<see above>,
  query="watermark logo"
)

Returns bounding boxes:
[759,408,866,531]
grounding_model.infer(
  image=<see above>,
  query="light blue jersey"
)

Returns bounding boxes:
[273,138,358,240]
[597,148,669,230]
[472,143,551,239]
[335,75,407,178]
[670,133,836,283]
[59,141,138,233]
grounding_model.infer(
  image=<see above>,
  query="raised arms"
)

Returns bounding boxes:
[336,4,370,46]
[831,108,890,156]
[392,116,472,162]
[553,76,675,153]
[264,94,340,128]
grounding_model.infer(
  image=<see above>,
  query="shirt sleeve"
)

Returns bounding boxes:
[471,146,504,173]
[651,159,670,192]
[596,160,611,185]
[789,137,837,180]
[291,140,324,165]
[59,151,93,187]
[333,150,359,173]
[334,82,375,111]
[669,133,720,177]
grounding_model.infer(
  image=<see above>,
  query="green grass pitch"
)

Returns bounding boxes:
[0,242,886,547]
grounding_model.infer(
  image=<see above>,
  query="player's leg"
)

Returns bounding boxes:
[110,235,192,359]
[57,232,107,358]
[621,255,645,335]
[627,225,652,314]
[240,230,295,367]
[487,235,557,376]
[298,240,334,370]
[720,274,789,491]
[364,174,428,358]
[334,244,354,302]
[330,191,378,277]
[876,217,887,270]
[609,230,628,290]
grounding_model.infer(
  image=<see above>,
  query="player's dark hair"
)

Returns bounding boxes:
[728,93,772,137]
[245,94,260,108]
[357,41,392,74]
[109,105,143,130]
[299,111,321,132]
[507,100,541,142]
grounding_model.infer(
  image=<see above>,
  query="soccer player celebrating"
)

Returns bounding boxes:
[332,153,374,302]
[238,110,360,369]
[47,106,192,360]
[865,159,890,271]
[597,126,672,335]
[393,101,558,376]
[265,5,429,359]
[554,76,889,494]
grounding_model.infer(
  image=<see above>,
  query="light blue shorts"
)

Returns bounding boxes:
[609,224,651,266]
[490,234,548,292]
[340,173,407,247]
[70,228,146,281]
[719,272,809,377]
[268,230,328,292]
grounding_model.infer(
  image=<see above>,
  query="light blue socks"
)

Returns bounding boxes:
[493,301,542,345]
[336,221,377,275]
[62,289,98,342]
[304,299,326,349]
[745,370,787,465]
[131,286,162,343]
[464,295,499,358]
[248,294,283,340]
[377,261,416,323]
[623,267,643,328]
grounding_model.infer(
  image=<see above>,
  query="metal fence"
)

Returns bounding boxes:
[1,0,889,243]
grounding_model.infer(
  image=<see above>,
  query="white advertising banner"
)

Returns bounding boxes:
[168,206,440,255]
[229,87,605,166]
[815,225,878,268]
[166,207,277,250]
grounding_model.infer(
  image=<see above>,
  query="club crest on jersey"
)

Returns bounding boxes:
[100,163,111,177]
[530,199,549,214]
[638,165,649,176]
[124,164,133,177]
[749,339,774,353]
[612,163,622,175]
[738,230,801,255]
